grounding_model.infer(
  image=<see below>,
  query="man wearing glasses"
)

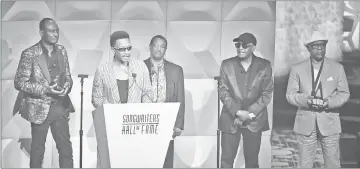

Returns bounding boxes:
[219,32,274,168]
[13,18,75,168]
[92,30,153,167]
[286,31,350,168]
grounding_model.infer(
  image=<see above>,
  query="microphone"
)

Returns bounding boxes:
[130,73,155,103]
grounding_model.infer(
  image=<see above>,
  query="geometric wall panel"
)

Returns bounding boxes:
[181,79,217,136]
[167,1,221,21]
[222,1,276,21]
[111,21,166,61]
[1,1,55,21]
[174,136,216,168]
[2,137,54,168]
[166,21,221,79]
[1,21,42,80]
[111,0,167,21]
[57,21,111,71]
[57,21,110,50]
[55,1,110,21]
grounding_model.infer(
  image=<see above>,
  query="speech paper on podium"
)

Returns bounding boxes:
[93,103,180,168]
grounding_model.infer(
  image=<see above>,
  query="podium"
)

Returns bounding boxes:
[92,103,180,168]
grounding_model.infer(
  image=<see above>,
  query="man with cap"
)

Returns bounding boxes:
[218,32,274,168]
[286,31,350,168]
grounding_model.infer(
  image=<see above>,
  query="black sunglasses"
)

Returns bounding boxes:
[114,46,132,52]
[235,42,253,49]
[308,44,326,50]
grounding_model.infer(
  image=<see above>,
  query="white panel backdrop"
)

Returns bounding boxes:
[1,0,275,168]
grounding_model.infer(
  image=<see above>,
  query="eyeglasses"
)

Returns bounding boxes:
[309,44,326,50]
[235,43,253,49]
[113,46,132,52]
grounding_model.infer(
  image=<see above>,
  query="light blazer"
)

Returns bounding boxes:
[144,58,185,130]
[91,58,153,108]
[13,41,74,124]
[219,55,274,133]
[286,57,350,136]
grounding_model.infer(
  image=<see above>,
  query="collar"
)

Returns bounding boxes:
[150,58,165,69]
[39,41,56,54]
[236,54,256,65]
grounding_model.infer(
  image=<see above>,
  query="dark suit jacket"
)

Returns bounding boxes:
[219,55,274,133]
[13,41,74,124]
[286,58,350,136]
[144,58,185,130]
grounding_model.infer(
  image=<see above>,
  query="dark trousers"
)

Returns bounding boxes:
[30,103,73,168]
[221,128,262,168]
[356,132,360,168]
[163,140,174,168]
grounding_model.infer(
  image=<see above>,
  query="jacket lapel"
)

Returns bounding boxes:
[57,47,65,73]
[319,58,329,84]
[231,59,243,100]
[36,52,51,82]
[109,62,121,103]
[144,58,153,83]
[164,60,172,102]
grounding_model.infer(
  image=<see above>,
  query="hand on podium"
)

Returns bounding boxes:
[172,127,182,139]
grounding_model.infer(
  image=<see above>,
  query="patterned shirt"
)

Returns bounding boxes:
[150,60,166,103]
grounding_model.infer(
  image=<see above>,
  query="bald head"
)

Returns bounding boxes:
[39,18,56,30]
[39,18,59,45]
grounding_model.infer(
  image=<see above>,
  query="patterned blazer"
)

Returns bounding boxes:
[91,58,153,108]
[13,41,74,124]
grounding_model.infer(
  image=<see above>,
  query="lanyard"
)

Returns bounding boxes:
[310,59,324,97]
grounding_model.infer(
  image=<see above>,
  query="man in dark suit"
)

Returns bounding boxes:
[219,32,274,168]
[286,31,350,168]
[13,18,74,168]
[144,35,185,168]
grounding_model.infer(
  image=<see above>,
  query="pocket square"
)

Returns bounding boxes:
[327,77,334,81]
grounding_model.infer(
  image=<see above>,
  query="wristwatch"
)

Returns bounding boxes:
[249,113,256,120]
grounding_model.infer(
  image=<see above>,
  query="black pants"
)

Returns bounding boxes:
[163,140,174,168]
[30,103,73,168]
[356,132,360,168]
[221,128,262,168]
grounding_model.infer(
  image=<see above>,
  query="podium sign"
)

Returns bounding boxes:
[92,103,180,168]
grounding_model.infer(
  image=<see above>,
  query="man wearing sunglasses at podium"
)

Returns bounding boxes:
[286,31,350,168]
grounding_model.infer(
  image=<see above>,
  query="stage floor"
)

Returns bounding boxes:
[271,128,324,168]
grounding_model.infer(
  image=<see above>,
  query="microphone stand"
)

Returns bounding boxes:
[78,74,88,168]
[214,76,221,168]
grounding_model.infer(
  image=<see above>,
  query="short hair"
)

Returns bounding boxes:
[39,18,54,31]
[110,31,130,47]
[149,35,167,47]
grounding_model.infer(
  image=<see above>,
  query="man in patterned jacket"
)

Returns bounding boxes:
[13,18,74,168]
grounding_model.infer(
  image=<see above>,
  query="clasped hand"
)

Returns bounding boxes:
[46,83,69,97]
[307,96,329,110]
[236,110,251,121]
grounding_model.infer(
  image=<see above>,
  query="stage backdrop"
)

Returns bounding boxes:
[1,0,275,168]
